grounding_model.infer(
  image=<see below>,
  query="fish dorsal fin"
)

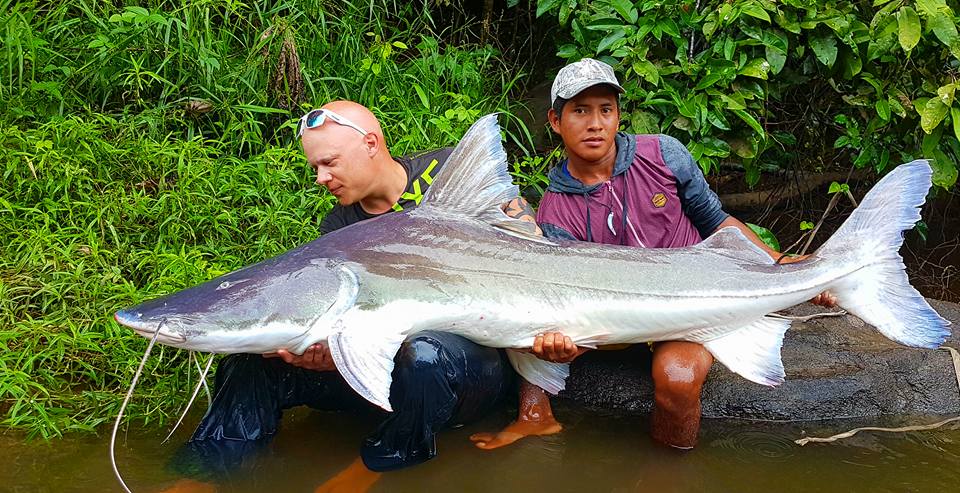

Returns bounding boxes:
[414,114,544,242]
[694,227,774,265]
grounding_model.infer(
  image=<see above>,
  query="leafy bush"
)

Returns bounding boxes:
[0,0,537,437]
[536,0,960,189]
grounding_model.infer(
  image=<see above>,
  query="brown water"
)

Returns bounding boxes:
[1,404,958,493]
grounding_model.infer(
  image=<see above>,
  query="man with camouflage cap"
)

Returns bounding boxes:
[531,58,835,448]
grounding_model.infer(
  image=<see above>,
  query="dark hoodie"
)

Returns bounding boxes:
[536,132,728,248]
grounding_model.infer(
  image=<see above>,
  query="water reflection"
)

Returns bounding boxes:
[0,404,957,492]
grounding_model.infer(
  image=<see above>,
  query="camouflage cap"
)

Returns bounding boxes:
[550,58,624,106]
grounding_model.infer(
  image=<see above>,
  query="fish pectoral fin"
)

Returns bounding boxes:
[505,349,570,395]
[701,316,791,386]
[327,328,407,412]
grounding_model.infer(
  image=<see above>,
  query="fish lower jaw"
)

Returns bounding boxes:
[131,327,187,346]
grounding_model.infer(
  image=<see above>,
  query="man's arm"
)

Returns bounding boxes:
[502,196,542,235]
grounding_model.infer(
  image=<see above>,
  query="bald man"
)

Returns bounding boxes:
[163,102,562,493]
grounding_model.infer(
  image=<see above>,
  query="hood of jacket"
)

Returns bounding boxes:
[545,132,637,194]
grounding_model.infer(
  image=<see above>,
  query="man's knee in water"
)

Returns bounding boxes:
[395,332,446,372]
[651,343,712,409]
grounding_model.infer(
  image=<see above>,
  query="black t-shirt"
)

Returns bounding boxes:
[319,147,454,234]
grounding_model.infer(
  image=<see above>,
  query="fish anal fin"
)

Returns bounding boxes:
[327,328,407,412]
[506,349,570,395]
[701,316,791,386]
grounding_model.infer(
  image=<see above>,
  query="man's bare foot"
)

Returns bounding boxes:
[469,415,563,449]
[469,380,563,450]
[314,457,381,493]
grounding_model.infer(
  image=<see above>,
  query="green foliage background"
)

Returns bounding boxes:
[537,0,960,189]
[0,0,535,438]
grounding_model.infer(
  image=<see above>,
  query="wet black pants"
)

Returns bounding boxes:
[172,331,513,477]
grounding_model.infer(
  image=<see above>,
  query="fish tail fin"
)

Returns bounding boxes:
[327,329,407,412]
[505,349,570,395]
[818,159,950,348]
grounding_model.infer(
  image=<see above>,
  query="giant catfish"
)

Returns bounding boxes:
[115,114,951,412]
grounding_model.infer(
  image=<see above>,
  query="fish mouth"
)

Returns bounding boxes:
[114,311,188,345]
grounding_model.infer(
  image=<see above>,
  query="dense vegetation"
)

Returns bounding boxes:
[0,0,538,438]
[538,0,960,189]
[2,0,957,438]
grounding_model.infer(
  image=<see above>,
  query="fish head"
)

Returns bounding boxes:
[114,256,359,354]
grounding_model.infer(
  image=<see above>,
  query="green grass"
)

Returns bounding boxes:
[0,0,545,439]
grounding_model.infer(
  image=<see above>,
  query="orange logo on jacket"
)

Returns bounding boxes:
[651,192,667,208]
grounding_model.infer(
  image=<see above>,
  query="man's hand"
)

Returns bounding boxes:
[263,343,336,372]
[532,332,584,363]
[809,291,838,307]
[775,254,838,308]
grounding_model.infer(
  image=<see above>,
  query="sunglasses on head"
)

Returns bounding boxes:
[296,109,369,137]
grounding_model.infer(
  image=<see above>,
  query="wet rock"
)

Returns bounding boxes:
[560,299,960,421]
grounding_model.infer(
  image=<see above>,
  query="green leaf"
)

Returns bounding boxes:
[800,221,814,231]
[707,109,732,131]
[739,58,770,79]
[916,0,950,17]
[875,99,891,121]
[658,19,681,38]
[632,60,660,85]
[841,50,862,78]
[610,0,639,24]
[765,45,787,74]
[746,223,780,251]
[952,106,960,141]
[854,146,875,168]
[775,10,801,34]
[557,44,578,58]
[559,0,576,25]
[741,1,772,22]
[572,18,585,45]
[828,181,850,194]
[630,110,660,134]
[597,29,627,53]
[694,72,724,90]
[928,12,960,50]
[536,0,561,17]
[931,150,959,188]
[939,83,957,106]
[809,33,838,67]
[412,84,429,109]
[732,109,765,138]
[700,136,731,157]
[586,17,625,30]
[897,7,922,51]
[921,98,950,133]
[392,41,408,49]
[922,123,943,155]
